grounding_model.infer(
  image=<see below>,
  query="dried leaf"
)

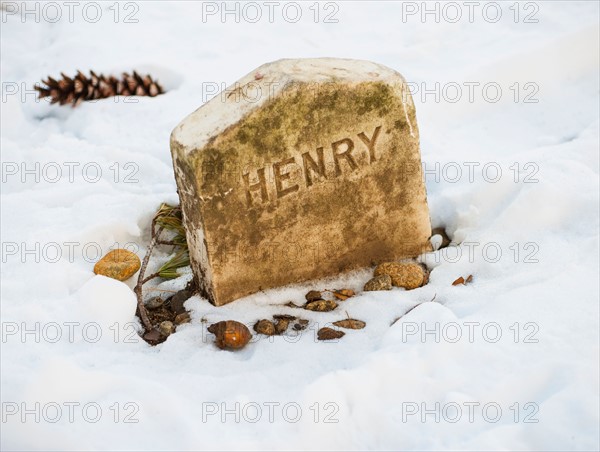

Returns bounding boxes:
[452,276,465,286]
[304,299,338,312]
[332,319,366,330]
[153,203,186,239]
[317,327,345,341]
[273,314,296,321]
[452,275,474,286]
[275,319,290,334]
[254,319,276,336]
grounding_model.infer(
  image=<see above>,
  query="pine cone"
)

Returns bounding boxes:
[35,70,164,107]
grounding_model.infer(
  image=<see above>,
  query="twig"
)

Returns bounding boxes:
[142,272,161,285]
[144,287,179,293]
[134,226,164,331]
[390,300,429,327]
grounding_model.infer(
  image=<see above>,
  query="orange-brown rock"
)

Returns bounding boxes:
[93,249,141,281]
[374,262,426,290]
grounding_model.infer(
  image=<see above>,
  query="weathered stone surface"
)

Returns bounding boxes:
[170,58,431,306]
[93,249,140,281]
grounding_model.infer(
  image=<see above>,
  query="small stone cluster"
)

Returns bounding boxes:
[141,289,193,345]
[254,315,309,336]
[92,250,436,350]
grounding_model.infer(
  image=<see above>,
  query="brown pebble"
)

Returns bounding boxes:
[305,290,323,302]
[174,312,191,325]
[169,289,192,315]
[145,297,164,309]
[293,319,309,331]
[143,328,164,345]
[158,321,175,336]
[364,274,392,291]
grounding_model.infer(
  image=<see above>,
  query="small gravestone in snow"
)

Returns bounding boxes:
[170,58,431,306]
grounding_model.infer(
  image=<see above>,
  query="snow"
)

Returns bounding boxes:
[76,275,138,342]
[1,1,599,450]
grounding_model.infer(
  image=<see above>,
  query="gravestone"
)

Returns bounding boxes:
[170,58,431,306]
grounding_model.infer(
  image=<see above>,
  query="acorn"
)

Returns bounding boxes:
[208,320,252,350]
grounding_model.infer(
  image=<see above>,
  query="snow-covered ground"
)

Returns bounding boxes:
[1,1,599,450]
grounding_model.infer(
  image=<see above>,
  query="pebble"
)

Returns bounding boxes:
[145,297,164,309]
[174,312,191,325]
[373,262,426,290]
[363,274,392,291]
[293,319,309,331]
[158,321,175,336]
[93,249,141,281]
[169,289,192,315]
[305,290,323,302]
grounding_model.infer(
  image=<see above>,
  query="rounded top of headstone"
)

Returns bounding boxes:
[171,58,411,154]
